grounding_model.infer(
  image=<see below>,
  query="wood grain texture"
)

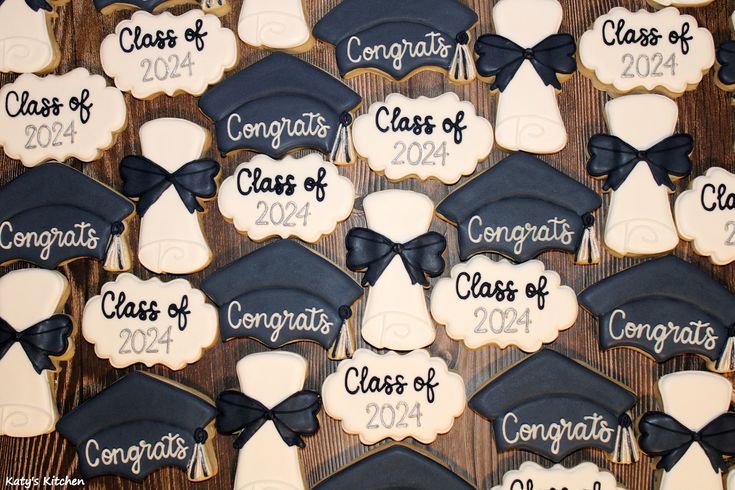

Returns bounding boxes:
[0,0,734,489]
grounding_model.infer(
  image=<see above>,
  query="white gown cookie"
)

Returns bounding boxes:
[0,269,72,437]
[492,462,625,490]
[238,0,311,52]
[0,0,67,74]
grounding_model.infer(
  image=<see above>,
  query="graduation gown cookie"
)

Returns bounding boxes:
[587,94,692,257]
[579,255,735,373]
[470,349,640,464]
[120,118,219,275]
[198,52,362,164]
[436,152,602,264]
[0,163,134,271]
[238,0,312,52]
[201,239,363,360]
[56,371,217,482]
[313,0,478,83]
[0,269,72,437]
[0,0,67,74]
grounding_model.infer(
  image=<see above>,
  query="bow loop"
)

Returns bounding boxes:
[345,228,446,287]
[120,155,219,217]
[0,314,73,374]
[717,41,735,86]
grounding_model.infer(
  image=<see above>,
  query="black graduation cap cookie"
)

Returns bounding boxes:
[198,52,362,164]
[436,152,602,263]
[56,371,217,482]
[200,239,363,360]
[313,0,478,83]
[469,349,639,464]
[0,163,134,271]
[579,255,735,373]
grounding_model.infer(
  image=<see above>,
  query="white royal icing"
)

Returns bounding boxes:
[238,0,311,51]
[0,0,61,74]
[491,462,625,490]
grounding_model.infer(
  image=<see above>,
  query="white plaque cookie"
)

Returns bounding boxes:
[649,0,713,6]
[100,10,238,99]
[322,349,466,445]
[431,257,578,352]
[82,273,218,370]
[492,462,625,490]
[0,68,127,167]
[353,93,493,184]
[218,154,355,242]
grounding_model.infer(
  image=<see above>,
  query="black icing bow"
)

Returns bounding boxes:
[587,134,693,191]
[474,33,576,92]
[216,390,321,450]
[0,314,72,374]
[120,155,219,217]
[639,411,735,473]
[717,41,735,86]
[0,0,53,11]
[345,228,446,287]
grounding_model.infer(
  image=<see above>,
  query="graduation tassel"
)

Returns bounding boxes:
[449,32,476,83]
[328,306,356,360]
[187,428,216,482]
[576,213,601,265]
[103,222,131,272]
[612,412,639,464]
[330,112,355,165]
[200,0,225,12]
[714,325,735,373]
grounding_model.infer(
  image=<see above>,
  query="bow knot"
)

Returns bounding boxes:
[0,314,73,374]
[345,228,447,287]
[523,48,534,60]
[120,155,220,217]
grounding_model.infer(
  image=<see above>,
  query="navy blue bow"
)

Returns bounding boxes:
[0,314,72,374]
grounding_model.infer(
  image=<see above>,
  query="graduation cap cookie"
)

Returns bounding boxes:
[313,443,474,490]
[56,371,217,482]
[469,349,640,464]
[201,240,363,359]
[93,0,228,17]
[0,163,134,271]
[579,255,735,373]
[436,152,602,263]
[198,53,362,164]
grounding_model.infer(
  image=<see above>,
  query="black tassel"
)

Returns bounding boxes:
[449,32,476,83]
[714,324,735,373]
[330,112,355,165]
[187,428,216,481]
[612,412,639,464]
[328,306,355,360]
[576,212,601,265]
[103,222,131,272]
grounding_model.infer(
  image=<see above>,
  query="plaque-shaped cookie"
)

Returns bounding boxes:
[492,462,625,490]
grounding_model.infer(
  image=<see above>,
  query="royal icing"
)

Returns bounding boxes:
[238,0,312,52]
[346,190,446,351]
[716,12,735,94]
[638,371,734,490]
[587,94,691,257]
[56,371,218,482]
[649,0,714,7]
[431,257,578,352]
[216,352,320,490]
[322,349,466,445]
[0,269,71,437]
[93,0,228,16]
[100,10,237,99]
[491,462,625,490]
[313,0,478,83]
[475,0,575,154]
[218,154,355,242]
[353,93,493,183]
[82,273,218,370]
[0,68,127,167]
[0,0,66,74]
[120,118,219,275]
[578,7,715,96]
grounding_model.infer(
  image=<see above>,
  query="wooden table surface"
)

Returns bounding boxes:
[0,0,734,488]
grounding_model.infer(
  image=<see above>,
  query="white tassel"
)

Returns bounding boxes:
[449,32,476,83]
[330,112,355,165]
[328,307,355,360]
[611,413,639,464]
[576,213,601,265]
[103,222,131,272]
[187,428,216,481]
[714,326,735,373]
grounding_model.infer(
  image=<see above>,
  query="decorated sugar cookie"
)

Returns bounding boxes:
[353,93,493,184]
[198,53,362,164]
[470,349,640,464]
[492,462,625,490]
[82,273,218,370]
[0,269,72,437]
[0,68,127,167]
[314,443,474,490]
[217,154,355,242]
[0,163,134,271]
[120,118,219,275]
[716,11,735,95]
[675,167,735,266]
[437,152,602,264]
[201,240,363,360]
[313,0,478,83]
[100,11,238,99]
[346,190,446,351]
[93,0,228,16]
[57,371,217,482]
[216,352,320,490]
[649,0,713,6]
[0,0,67,74]
[578,7,715,97]
[579,255,735,374]
[639,371,735,490]
[587,94,691,257]
[238,0,312,53]
[431,257,578,352]
[322,349,466,445]
[474,0,575,154]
